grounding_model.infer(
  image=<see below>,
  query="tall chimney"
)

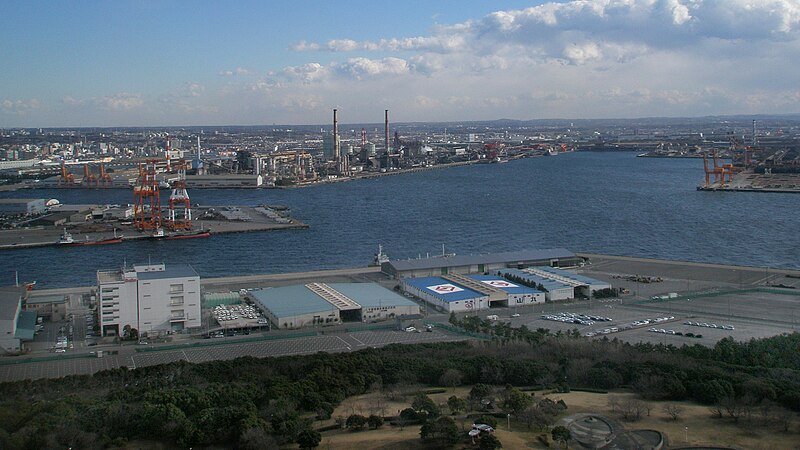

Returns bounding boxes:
[384,109,389,154]
[333,109,340,159]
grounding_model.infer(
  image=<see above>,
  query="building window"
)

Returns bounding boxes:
[169,284,184,294]
[170,296,184,306]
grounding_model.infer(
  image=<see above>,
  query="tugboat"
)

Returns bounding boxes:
[372,244,390,266]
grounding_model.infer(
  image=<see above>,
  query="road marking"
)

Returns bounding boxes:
[349,334,365,345]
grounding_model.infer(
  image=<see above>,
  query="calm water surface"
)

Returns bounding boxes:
[3,152,799,288]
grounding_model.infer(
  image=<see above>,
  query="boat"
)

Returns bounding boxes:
[58,228,123,246]
[165,230,211,240]
[372,244,390,266]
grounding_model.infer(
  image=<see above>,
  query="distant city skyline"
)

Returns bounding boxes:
[2,0,800,127]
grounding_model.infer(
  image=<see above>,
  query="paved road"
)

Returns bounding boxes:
[0,328,467,383]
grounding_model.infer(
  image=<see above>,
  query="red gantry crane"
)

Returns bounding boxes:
[133,159,162,231]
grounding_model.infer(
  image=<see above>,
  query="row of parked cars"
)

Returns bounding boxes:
[631,316,674,327]
[541,312,612,326]
[684,321,734,330]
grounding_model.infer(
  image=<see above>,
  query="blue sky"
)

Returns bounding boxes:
[2,0,800,127]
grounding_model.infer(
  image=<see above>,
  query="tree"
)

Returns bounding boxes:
[420,416,460,445]
[663,404,684,421]
[469,384,492,409]
[412,393,440,417]
[478,433,503,450]
[367,415,384,429]
[439,368,463,387]
[551,425,571,448]
[346,414,367,431]
[503,388,533,415]
[296,429,321,449]
[447,395,467,415]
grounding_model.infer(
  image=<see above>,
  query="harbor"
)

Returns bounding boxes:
[0,204,307,250]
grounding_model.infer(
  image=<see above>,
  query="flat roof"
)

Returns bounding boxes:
[136,264,199,280]
[250,285,336,318]
[388,248,576,272]
[498,269,573,292]
[0,198,44,204]
[465,274,541,295]
[402,277,486,302]
[15,311,37,341]
[533,266,611,286]
[0,286,24,320]
[327,283,418,308]
[26,294,66,305]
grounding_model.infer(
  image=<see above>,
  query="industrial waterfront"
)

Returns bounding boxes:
[3,151,800,288]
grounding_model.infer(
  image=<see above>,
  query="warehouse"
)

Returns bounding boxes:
[249,285,340,329]
[498,269,575,302]
[0,198,46,215]
[382,248,582,279]
[524,266,612,298]
[326,283,420,322]
[465,274,545,307]
[400,277,489,313]
[248,282,419,329]
[24,294,67,321]
[0,286,36,354]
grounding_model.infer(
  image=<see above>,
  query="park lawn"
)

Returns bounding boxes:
[311,387,800,449]
[538,391,800,450]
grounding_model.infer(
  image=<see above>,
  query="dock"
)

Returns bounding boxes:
[0,205,307,250]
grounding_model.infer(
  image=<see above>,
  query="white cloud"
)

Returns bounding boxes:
[220,67,254,76]
[0,98,40,114]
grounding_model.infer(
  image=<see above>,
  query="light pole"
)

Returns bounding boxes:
[507,413,511,431]
[684,426,688,443]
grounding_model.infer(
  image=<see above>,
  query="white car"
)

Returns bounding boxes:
[404,326,417,333]
[511,313,520,318]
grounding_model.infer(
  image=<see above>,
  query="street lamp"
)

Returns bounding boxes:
[684,426,688,443]
[507,413,511,431]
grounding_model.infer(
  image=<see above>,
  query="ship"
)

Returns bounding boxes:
[372,244,390,266]
[58,229,123,246]
[166,230,211,240]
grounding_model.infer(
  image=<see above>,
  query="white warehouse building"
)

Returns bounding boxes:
[97,263,201,337]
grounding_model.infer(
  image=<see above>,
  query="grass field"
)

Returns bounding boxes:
[305,387,800,450]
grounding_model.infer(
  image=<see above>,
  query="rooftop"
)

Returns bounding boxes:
[250,285,336,318]
[26,294,67,305]
[387,248,576,272]
[0,198,44,204]
[0,286,24,320]
[137,264,199,280]
[15,311,37,341]
[327,283,418,308]
[402,277,486,302]
[465,274,541,294]
[499,269,573,291]
[532,266,610,287]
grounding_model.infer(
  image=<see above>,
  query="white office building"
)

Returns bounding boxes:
[97,263,201,337]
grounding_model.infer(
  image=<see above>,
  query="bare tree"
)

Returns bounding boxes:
[620,398,646,422]
[663,404,685,421]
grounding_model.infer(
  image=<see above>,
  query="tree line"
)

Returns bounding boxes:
[0,329,798,448]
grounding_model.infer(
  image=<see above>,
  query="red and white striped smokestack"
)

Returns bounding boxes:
[384,109,389,154]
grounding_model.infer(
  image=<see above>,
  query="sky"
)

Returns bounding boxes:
[1,0,800,127]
